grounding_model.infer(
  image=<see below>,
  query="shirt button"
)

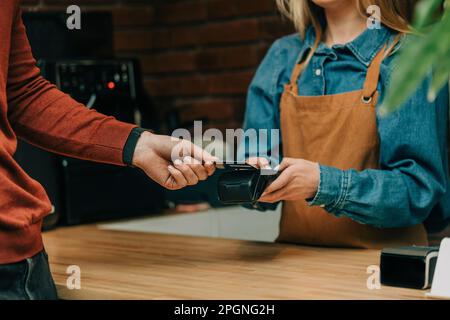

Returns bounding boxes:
[315,69,322,76]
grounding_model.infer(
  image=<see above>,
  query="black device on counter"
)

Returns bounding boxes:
[380,246,439,289]
[217,163,279,205]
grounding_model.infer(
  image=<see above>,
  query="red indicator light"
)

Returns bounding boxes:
[107,81,115,90]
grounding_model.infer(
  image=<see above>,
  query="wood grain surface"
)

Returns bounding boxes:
[43,225,428,300]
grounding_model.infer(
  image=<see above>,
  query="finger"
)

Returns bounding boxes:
[257,157,270,169]
[165,176,179,190]
[259,188,286,203]
[174,159,199,185]
[261,168,292,195]
[201,149,219,163]
[169,138,185,161]
[246,157,259,168]
[279,158,295,171]
[182,156,199,165]
[256,157,271,170]
[204,161,216,176]
[246,157,270,169]
[167,165,187,189]
[183,156,208,181]
[189,142,218,164]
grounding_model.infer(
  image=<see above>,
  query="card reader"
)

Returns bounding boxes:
[216,163,279,205]
[380,246,439,289]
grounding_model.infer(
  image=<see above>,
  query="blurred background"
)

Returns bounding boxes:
[22,0,292,133]
[16,0,293,238]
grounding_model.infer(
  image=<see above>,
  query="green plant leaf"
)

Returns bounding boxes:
[413,0,444,29]
[428,49,450,101]
[380,10,450,114]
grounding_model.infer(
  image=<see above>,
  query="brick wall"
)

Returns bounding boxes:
[21,0,294,133]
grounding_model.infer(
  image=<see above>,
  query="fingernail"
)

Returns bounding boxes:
[174,159,182,165]
[184,156,194,164]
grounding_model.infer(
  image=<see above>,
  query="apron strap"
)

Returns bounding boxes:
[362,34,402,101]
[289,61,306,95]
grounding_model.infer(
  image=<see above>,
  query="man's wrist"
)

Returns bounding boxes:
[123,127,149,166]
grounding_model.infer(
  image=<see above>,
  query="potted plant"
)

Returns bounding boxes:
[381,0,450,113]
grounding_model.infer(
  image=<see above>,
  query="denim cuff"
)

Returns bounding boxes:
[307,164,350,215]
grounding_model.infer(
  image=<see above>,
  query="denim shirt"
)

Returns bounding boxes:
[242,25,450,232]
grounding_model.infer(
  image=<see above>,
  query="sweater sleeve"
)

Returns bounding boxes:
[6,8,136,166]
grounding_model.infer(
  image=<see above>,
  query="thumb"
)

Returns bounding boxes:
[262,168,292,195]
[191,142,218,164]
[279,157,294,171]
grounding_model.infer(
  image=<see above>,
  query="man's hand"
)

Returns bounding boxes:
[132,132,217,190]
[249,157,320,203]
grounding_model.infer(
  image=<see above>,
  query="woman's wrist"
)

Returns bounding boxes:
[307,164,347,211]
[302,160,321,199]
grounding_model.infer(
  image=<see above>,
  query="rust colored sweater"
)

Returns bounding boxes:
[0,1,136,263]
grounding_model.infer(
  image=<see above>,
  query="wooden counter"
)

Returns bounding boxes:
[43,225,428,300]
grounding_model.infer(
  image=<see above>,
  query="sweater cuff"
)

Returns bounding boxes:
[123,127,147,166]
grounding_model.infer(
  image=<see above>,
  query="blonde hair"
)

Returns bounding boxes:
[276,0,415,63]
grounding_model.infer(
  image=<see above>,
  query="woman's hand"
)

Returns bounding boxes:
[258,157,320,203]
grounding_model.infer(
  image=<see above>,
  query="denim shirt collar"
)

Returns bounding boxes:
[299,25,394,67]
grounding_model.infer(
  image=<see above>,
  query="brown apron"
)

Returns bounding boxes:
[277,43,428,249]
